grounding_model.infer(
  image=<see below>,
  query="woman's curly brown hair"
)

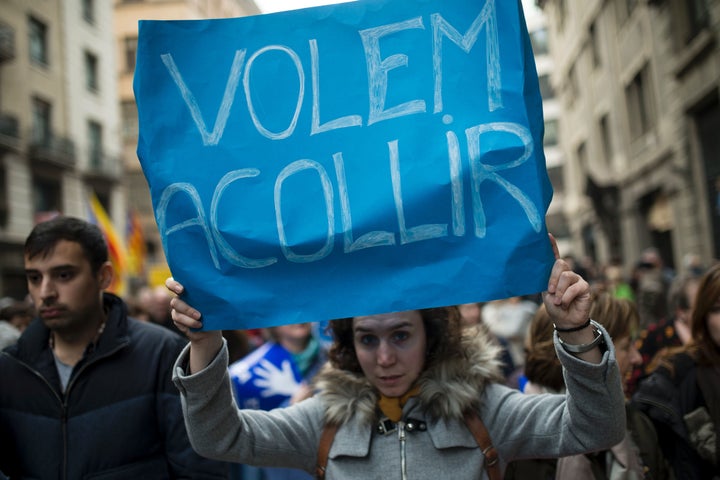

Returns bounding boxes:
[326,307,463,374]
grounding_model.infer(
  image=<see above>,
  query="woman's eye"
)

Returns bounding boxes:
[392,331,409,342]
[359,335,378,346]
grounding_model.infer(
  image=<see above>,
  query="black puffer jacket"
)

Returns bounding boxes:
[0,293,228,480]
[631,352,719,480]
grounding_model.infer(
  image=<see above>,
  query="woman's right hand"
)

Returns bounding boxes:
[166,277,223,374]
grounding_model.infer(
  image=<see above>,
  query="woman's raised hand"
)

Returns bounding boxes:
[543,234,592,329]
[166,277,223,373]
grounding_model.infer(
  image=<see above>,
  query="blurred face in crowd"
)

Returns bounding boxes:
[458,303,481,328]
[353,311,426,397]
[274,323,312,353]
[614,335,642,392]
[708,298,720,348]
[24,240,110,335]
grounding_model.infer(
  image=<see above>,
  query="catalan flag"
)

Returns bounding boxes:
[126,209,146,279]
[87,193,127,295]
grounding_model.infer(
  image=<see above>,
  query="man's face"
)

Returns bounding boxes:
[24,240,108,334]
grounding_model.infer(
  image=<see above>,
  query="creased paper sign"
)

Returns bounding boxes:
[134,0,554,331]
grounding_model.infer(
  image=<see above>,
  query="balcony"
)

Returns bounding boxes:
[0,22,15,63]
[28,131,76,169]
[83,150,122,184]
[0,113,20,151]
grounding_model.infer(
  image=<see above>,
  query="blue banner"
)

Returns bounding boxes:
[134,0,554,330]
[229,342,302,410]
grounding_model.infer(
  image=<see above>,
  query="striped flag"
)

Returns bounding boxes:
[87,193,127,295]
[126,209,146,278]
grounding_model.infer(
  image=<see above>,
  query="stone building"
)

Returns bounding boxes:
[115,0,260,290]
[537,0,720,274]
[0,0,121,299]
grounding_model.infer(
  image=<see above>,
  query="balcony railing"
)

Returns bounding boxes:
[28,131,76,169]
[0,22,15,63]
[0,113,20,151]
[85,150,122,181]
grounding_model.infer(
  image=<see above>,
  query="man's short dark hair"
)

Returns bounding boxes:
[24,216,109,273]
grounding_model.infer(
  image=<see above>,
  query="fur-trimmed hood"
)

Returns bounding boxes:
[315,326,505,427]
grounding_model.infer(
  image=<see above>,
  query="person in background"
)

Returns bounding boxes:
[167,238,626,479]
[0,216,228,479]
[632,263,720,479]
[0,298,33,334]
[139,284,183,336]
[481,296,538,387]
[626,272,701,396]
[556,292,671,480]
[229,322,326,480]
[634,248,672,330]
[457,302,516,381]
[0,317,20,351]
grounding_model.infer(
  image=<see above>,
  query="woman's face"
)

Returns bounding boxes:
[353,311,427,397]
[707,297,720,348]
[614,335,642,392]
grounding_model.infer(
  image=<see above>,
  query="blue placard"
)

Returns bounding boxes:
[134,0,554,331]
[229,342,302,410]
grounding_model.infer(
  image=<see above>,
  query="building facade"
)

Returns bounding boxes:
[538,0,720,274]
[523,0,573,256]
[0,0,121,300]
[114,0,261,290]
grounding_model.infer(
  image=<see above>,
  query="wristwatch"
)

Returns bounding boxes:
[557,319,606,354]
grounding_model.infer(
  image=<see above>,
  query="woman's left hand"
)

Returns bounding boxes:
[542,234,591,330]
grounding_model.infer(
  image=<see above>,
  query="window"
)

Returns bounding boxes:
[625,64,656,139]
[0,164,7,226]
[121,101,139,140]
[88,120,103,167]
[599,115,613,168]
[529,28,549,56]
[538,74,555,100]
[32,175,62,215]
[82,0,95,24]
[577,142,588,171]
[686,0,710,42]
[28,16,48,66]
[567,63,580,105]
[31,97,52,145]
[124,36,137,72]
[544,119,559,147]
[557,0,567,31]
[589,23,601,68]
[85,51,99,92]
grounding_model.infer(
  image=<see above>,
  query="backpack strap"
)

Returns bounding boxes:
[316,422,338,480]
[464,411,501,480]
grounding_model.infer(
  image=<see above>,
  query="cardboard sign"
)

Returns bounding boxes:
[134,0,554,330]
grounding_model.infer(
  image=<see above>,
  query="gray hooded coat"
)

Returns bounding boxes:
[173,325,625,479]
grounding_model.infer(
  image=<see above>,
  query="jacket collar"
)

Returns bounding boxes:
[8,292,130,367]
[316,325,504,428]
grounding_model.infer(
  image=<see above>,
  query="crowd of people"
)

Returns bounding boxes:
[1,215,718,479]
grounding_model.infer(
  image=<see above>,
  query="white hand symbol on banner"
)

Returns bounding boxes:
[253,359,300,398]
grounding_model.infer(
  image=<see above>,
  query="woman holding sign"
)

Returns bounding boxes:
[168,239,625,479]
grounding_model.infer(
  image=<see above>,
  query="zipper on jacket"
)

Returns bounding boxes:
[397,421,407,480]
[4,353,68,479]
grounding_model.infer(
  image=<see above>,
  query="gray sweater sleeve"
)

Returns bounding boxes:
[172,340,324,472]
[482,324,626,463]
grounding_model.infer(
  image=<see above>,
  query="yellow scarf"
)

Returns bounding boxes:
[377,385,421,422]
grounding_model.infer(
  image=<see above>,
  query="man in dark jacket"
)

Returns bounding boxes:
[0,216,228,479]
